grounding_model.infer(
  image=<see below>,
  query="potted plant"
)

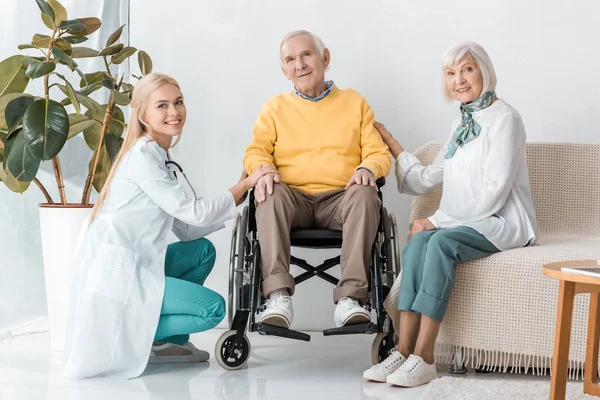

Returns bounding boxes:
[0,0,153,351]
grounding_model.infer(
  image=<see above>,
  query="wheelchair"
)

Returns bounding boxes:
[214,178,401,370]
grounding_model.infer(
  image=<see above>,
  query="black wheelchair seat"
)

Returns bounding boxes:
[290,229,343,248]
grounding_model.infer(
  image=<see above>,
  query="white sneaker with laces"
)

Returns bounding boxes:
[386,354,437,387]
[363,350,407,382]
[259,292,293,328]
[148,341,209,364]
[334,297,371,327]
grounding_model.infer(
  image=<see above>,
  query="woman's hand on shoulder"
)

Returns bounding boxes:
[374,121,405,159]
[374,121,394,143]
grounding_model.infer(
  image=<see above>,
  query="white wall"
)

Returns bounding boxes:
[0,0,127,337]
[129,0,600,330]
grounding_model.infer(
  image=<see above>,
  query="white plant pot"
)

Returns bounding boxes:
[39,205,92,352]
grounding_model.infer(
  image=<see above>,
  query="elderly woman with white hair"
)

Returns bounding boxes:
[363,42,538,387]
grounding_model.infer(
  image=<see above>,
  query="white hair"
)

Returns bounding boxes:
[278,30,326,66]
[441,41,497,101]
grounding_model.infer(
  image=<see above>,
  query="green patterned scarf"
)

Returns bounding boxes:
[445,90,497,159]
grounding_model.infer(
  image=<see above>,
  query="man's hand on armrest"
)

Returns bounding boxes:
[345,168,376,190]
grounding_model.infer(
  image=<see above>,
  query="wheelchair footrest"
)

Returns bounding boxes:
[254,323,311,342]
[322,322,376,336]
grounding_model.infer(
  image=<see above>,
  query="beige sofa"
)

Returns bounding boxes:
[384,141,600,379]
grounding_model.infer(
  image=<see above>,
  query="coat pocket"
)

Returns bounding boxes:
[85,242,135,302]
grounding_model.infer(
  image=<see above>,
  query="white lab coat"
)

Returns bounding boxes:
[395,99,538,250]
[62,136,238,379]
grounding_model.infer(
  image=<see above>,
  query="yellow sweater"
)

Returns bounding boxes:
[243,86,391,194]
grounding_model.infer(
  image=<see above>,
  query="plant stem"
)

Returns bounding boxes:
[45,27,67,204]
[103,56,110,74]
[33,178,54,204]
[81,97,115,204]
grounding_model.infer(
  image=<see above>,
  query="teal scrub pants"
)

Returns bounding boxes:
[398,226,500,322]
[154,238,225,345]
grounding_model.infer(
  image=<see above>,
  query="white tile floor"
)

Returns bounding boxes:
[0,329,551,400]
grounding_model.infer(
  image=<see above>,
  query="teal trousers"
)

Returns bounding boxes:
[398,226,499,321]
[154,238,225,345]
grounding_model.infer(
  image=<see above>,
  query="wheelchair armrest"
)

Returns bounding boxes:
[376,177,386,188]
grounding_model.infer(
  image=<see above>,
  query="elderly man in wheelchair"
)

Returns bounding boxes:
[214,30,400,370]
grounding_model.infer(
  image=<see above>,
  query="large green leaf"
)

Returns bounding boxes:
[57,84,101,112]
[54,39,72,54]
[47,0,67,27]
[138,50,153,75]
[0,162,31,193]
[111,47,137,65]
[80,82,102,96]
[102,75,115,90]
[35,0,55,25]
[90,146,111,193]
[51,47,78,70]
[80,71,103,87]
[25,61,56,79]
[104,132,123,162]
[4,130,41,182]
[59,19,84,32]
[64,80,80,114]
[67,113,97,139]
[22,98,69,160]
[105,25,125,47]
[0,55,31,97]
[113,90,130,106]
[31,33,51,49]
[110,106,125,136]
[18,44,39,50]
[98,43,123,57]
[68,17,101,36]
[5,96,35,138]
[62,35,88,44]
[41,13,54,30]
[0,93,32,130]
[70,47,98,59]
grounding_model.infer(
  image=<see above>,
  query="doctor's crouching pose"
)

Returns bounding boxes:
[62,73,274,379]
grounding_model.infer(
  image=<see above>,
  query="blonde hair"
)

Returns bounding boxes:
[441,41,497,101]
[89,73,183,224]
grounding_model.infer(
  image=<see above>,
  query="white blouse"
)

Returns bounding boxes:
[395,99,538,251]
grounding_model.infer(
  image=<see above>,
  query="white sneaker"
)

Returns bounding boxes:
[386,354,437,387]
[148,341,209,364]
[334,297,371,327]
[363,350,407,382]
[259,293,293,328]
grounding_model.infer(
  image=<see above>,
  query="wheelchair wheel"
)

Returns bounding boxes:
[215,330,252,371]
[371,330,398,365]
[227,207,249,328]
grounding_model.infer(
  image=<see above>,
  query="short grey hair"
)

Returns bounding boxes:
[441,41,497,101]
[278,30,326,66]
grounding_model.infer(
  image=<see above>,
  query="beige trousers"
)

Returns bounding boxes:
[255,184,381,303]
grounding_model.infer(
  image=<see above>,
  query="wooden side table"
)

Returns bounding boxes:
[543,260,600,400]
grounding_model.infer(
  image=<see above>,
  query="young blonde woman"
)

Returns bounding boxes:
[62,73,274,379]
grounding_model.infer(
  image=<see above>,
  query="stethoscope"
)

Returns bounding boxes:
[165,160,199,201]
